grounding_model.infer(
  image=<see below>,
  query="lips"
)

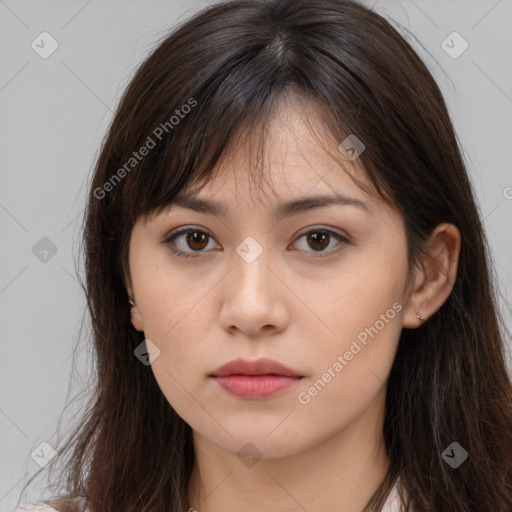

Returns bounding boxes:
[210,358,304,399]
[210,357,303,378]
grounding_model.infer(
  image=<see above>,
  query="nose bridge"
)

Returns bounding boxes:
[232,232,274,297]
[218,232,288,335]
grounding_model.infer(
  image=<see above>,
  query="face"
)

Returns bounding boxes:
[126,100,414,460]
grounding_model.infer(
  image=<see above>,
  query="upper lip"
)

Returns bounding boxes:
[210,357,303,378]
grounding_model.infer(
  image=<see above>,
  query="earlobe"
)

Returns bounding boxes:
[126,276,144,331]
[130,304,144,332]
[127,295,144,332]
[402,223,461,329]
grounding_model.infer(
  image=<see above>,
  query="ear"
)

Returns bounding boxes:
[402,223,461,328]
[126,282,144,332]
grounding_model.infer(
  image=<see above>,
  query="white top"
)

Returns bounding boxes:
[381,481,402,511]
[14,482,403,512]
[12,506,60,512]
[13,507,58,512]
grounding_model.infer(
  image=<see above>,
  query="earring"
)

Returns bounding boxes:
[416,312,424,321]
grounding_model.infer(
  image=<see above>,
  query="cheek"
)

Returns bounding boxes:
[129,239,212,400]
[142,312,214,432]
[131,240,210,336]
[292,273,405,439]
[309,246,407,350]
[296,295,403,410]
[295,241,408,404]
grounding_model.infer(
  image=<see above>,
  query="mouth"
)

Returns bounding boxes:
[209,357,304,399]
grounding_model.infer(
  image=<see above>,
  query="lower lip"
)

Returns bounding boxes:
[212,375,302,399]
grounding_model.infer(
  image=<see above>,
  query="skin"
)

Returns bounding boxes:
[126,96,461,512]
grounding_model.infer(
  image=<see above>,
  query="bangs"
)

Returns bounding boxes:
[120,82,391,227]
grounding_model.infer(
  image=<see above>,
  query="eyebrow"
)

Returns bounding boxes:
[171,191,372,218]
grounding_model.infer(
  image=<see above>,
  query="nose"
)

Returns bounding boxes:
[217,245,290,337]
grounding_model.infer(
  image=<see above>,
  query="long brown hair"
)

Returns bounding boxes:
[16,0,512,510]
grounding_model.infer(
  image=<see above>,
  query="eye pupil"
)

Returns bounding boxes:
[308,232,329,251]
[187,231,208,250]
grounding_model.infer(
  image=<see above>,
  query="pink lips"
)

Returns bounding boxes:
[210,357,303,399]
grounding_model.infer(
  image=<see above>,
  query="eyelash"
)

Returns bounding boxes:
[162,226,351,260]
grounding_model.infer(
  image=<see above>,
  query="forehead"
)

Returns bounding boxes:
[180,101,376,211]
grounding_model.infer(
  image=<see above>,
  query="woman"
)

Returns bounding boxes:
[17,0,512,510]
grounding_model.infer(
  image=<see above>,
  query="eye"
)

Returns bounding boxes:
[163,227,219,259]
[162,226,350,259]
[290,228,350,257]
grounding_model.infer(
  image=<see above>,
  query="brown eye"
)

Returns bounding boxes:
[163,227,219,259]
[185,231,209,251]
[292,228,349,257]
[306,232,330,251]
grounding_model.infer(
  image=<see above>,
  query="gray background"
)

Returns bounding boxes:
[1,0,511,508]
